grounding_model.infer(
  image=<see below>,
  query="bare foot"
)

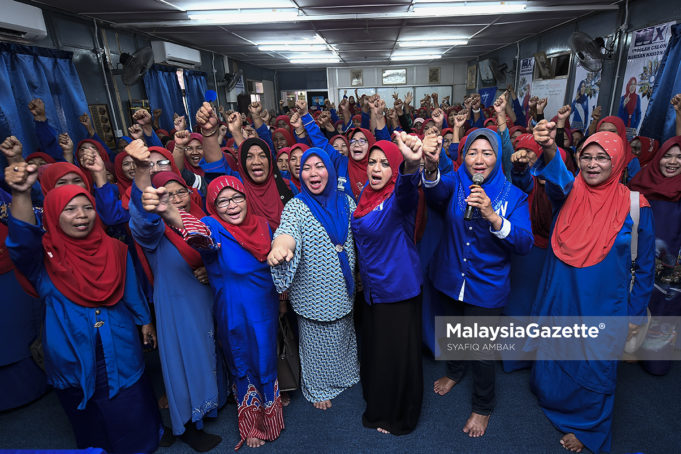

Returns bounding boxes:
[246,437,265,448]
[433,376,456,395]
[560,433,584,452]
[377,428,390,434]
[462,412,490,438]
[313,400,332,410]
[158,395,169,409]
[281,391,291,407]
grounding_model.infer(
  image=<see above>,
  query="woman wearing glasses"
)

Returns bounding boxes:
[126,140,222,452]
[141,175,284,450]
[529,121,655,454]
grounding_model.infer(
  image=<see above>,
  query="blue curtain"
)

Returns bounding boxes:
[184,70,208,129]
[143,64,186,132]
[639,24,681,142]
[0,43,88,157]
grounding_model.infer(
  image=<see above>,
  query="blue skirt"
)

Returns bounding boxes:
[531,360,614,454]
[55,334,162,454]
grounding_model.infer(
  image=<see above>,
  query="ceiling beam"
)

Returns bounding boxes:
[112,4,619,28]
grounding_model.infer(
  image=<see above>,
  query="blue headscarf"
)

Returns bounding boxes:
[296,148,354,297]
[456,128,511,214]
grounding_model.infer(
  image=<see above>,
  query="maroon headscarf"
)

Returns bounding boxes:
[347,128,375,198]
[629,136,681,202]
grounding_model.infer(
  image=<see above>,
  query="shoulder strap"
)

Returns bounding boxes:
[630,191,640,263]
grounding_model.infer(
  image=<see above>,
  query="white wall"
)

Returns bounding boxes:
[327,61,468,105]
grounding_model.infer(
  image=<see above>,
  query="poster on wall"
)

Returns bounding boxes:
[569,65,601,131]
[618,21,675,139]
[529,78,569,120]
[517,57,534,121]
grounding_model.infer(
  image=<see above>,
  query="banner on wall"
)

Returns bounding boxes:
[530,78,569,121]
[517,57,534,121]
[478,86,498,108]
[569,65,601,131]
[618,21,675,139]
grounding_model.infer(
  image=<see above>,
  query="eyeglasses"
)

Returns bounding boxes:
[167,188,190,200]
[215,194,246,208]
[350,138,368,146]
[149,159,171,168]
[184,146,203,152]
[579,155,611,164]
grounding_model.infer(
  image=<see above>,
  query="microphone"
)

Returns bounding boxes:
[464,173,485,221]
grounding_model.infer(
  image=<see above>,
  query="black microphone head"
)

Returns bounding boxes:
[472,173,485,185]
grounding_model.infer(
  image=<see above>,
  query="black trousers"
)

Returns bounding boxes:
[439,291,502,416]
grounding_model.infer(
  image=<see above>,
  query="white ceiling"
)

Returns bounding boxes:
[28,0,622,68]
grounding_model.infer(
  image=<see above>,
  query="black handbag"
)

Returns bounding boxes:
[277,315,300,392]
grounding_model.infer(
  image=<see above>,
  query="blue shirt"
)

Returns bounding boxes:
[423,169,533,308]
[351,167,422,304]
[6,215,150,409]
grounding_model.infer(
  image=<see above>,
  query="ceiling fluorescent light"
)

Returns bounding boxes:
[188,9,299,24]
[414,2,526,15]
[188,0,294,9]
[290,58,339,64]
[287,53,337,60]
[390,55,442,61]
[256,35,325,45]
[399,39,468,47]
[258,45,327,52]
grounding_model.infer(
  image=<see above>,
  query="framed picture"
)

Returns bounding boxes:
[428,67,440,84]
[382,68,407,85]
[466,65,477,90]
[351,69,363,86]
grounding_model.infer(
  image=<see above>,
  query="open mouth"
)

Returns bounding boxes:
[370,175,383,185]
[308,178,323,191]
[190,153,202,164]
[664,165,679,174]
[251,167,265,177]
[225,210,242,222]
[73,222,90,231]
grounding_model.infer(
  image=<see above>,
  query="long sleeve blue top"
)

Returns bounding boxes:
[423,169,533,308]
[6,214,150,409]
[351,166,422,304]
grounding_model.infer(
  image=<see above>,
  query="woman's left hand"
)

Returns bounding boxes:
[465,185,498,223]
[193,266,210,285]
[141,323,157,349]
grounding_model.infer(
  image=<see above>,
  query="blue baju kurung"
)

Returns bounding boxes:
[129,185,218,436]
[188,215,284,449]
[529,152,655,454]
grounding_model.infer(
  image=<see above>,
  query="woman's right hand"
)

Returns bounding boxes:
[5,162,38,193]
[267,237,294,267]
[141,186,169,214]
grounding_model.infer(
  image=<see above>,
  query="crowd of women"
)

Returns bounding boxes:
[1,83,681,454]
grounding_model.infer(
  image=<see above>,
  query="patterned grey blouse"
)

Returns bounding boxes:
[271,195,356,322]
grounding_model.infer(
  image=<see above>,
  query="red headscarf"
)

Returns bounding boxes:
[25,152,56,165]
[150,172,205,270]
[120,146,184,210]
[629,136,681,202]
[76,139,111,164]
[633,136,660,167]
[165,140,175,152]
[276,146,291,161]
[114,152,133,208]
[354,141,403,218]
[352,114,362,126]
[183,133,205,177]
[288,143,309,190]
[39,162,91,194]
[42,186,127,307]
[272,128,295,149]
[348,128,375,198]
[597,116,634,164]
[515,134,552,248]
[205,176,271,262]
[238,138,291,231]
[551,131,649,268]
[274,115,291,130]
[329,134,350,153]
